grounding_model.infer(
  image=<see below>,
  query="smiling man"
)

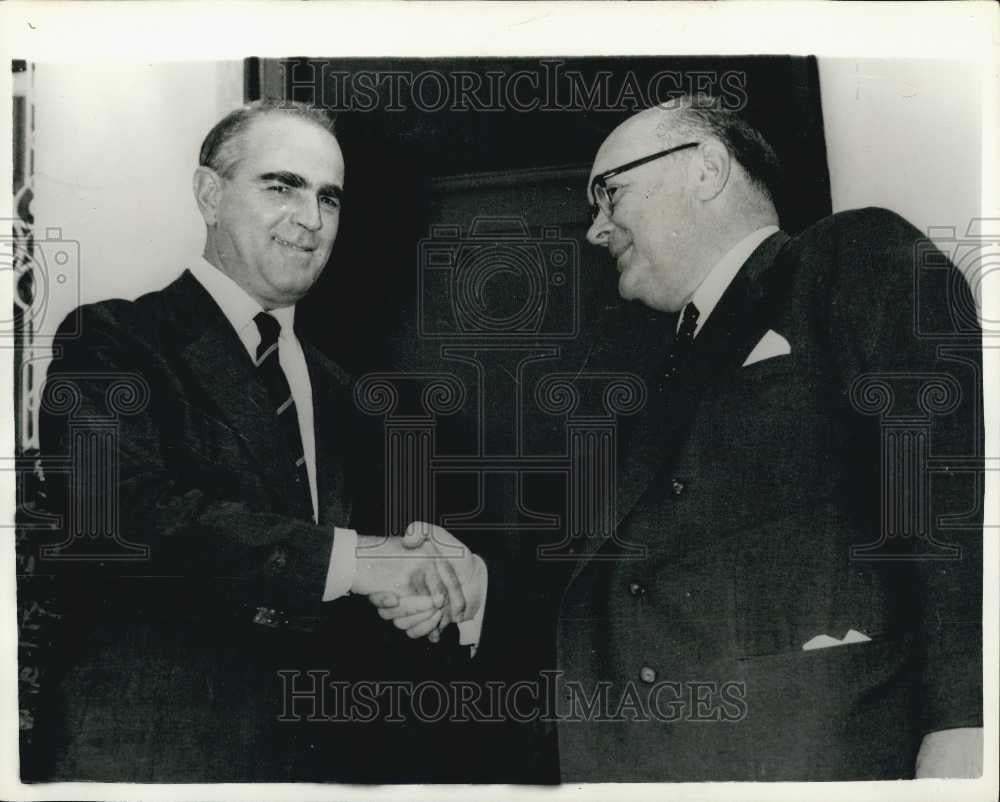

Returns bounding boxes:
[588,108,780,315]
[551,96,984,781]
[195,108,345,308]
[377,95,984,783]
[31,100,471,782]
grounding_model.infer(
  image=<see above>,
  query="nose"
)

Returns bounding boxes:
[586,208,613,246]
[292,195,323,232]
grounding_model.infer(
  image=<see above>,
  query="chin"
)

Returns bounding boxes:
[617,273,638,301]
[619,279,656,310]
[627,286,673,313]
[263,282,310,307]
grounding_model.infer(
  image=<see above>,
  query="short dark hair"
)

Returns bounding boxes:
[198,99,337,178]
[661,94,784,206]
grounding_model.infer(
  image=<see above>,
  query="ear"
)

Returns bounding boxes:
[192,166,223,226]
[693,139,730,202]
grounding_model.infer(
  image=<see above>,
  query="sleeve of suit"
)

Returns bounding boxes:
[826,208,983,735]
[39,303,352,618]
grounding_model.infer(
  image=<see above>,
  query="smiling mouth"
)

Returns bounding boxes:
[273,235,315,253]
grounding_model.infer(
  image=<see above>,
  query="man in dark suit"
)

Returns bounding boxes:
[28,99,475,782]
[379,96,983,781]
[559,97,983,781]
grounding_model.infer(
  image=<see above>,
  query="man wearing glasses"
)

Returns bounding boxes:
[381,95,983,782]
[558,96,983,780]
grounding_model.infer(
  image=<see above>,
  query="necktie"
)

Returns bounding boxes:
[664,301,700,382]
[253,311,312,516]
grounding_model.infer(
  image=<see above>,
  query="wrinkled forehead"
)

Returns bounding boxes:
[240,114,345,181]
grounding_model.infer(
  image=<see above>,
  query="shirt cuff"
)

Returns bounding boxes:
[322,527,358,601]
[457,555,487,649]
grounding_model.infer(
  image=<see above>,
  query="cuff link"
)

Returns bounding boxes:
[252,606,285,627]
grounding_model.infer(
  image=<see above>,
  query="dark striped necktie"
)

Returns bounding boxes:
[253,311,312,517]
[664,301,700,382]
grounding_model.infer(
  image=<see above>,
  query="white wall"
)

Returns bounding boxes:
[818,58,983,246]
[31,61,244,342]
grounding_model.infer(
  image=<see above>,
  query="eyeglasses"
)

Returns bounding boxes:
[589,141,700,222]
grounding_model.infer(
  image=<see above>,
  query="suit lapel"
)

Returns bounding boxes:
[164,271,295,509]
[573,231,793,570]
[302,339,354,527]
[688,230,793,380]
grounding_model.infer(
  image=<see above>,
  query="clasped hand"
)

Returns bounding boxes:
[354,522,482,641]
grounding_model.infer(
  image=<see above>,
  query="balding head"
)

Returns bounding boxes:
[585,96,780,313]
[590,106,677,178]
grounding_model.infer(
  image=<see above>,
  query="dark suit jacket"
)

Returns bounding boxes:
[26,269,407,782]
[555,208,983,781]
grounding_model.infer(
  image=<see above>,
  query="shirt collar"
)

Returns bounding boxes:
[684,225,779,336]
[189,257,296,339]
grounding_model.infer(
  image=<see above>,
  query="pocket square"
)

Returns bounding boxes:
[801,629,872,651]
[742,329,791,367]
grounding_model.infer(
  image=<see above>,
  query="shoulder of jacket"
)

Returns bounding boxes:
[57,279,179,347]
[793,206,921,246]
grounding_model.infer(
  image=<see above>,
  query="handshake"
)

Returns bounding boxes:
[351,522,486,644]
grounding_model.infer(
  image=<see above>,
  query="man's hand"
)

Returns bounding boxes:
[367,522,485,640]
[351,524,449,605]
[915,727,983,778]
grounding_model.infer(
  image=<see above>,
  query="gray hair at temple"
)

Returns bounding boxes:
[656,94,784,208]
[198,98,337,179]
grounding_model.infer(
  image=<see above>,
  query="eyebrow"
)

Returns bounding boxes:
[258,171,343,199]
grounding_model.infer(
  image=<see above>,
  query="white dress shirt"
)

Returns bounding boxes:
[680,225,779,337]
[189,258,355,601]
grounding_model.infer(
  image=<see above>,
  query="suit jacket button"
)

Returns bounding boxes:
[628,581,646,598]
[671,478,686,496]
[269,549,288,572]
[639,666,657,684]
